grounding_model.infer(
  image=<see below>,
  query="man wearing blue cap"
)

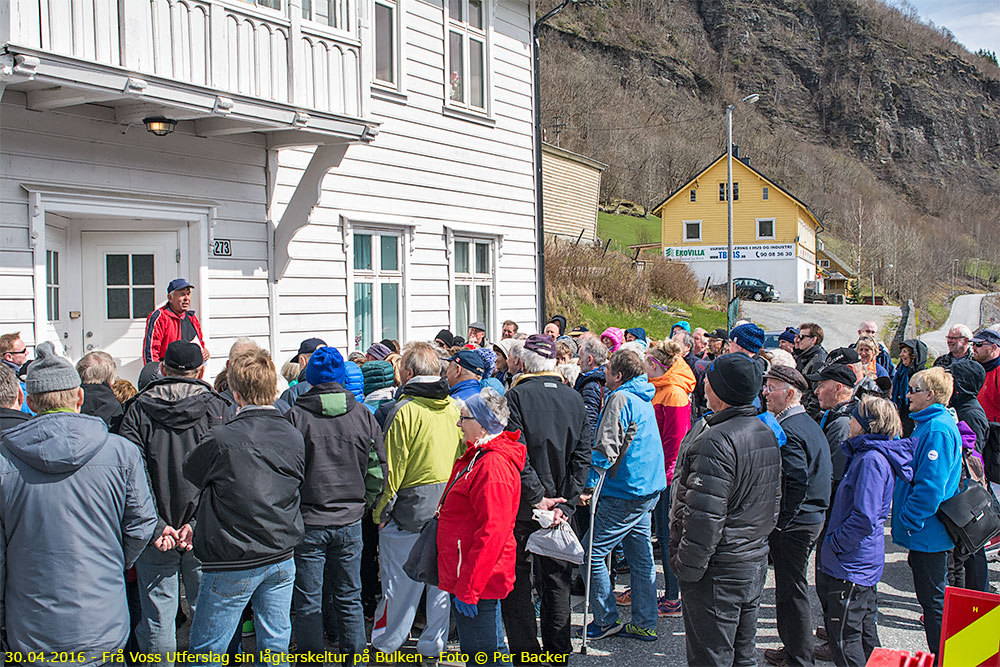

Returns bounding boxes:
[142,278,209,365]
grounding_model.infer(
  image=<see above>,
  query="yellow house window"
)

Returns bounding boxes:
[690,190,696,202]
[683,220,702,242]
[756,218,775,240]
[762,186,769,200]
[719,182,739,202]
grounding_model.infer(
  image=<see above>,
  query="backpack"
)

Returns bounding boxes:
[985,422,1000,484]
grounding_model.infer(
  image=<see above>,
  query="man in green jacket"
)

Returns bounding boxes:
[371,342,464,659]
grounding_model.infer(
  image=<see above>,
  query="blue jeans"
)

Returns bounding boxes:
[135,544,202,666]
[292,522,365,655]
[586,493,659,630]
[452,598,507,666]
[653,486,679,601]
[189,558,296,663]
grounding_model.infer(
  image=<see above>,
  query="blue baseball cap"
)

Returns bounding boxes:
[448,349,487,377]
[167,278,194,293]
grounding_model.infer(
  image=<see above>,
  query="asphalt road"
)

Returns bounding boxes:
[562,532,1000,666]
[918,293,985,361]
[742,303,901,350]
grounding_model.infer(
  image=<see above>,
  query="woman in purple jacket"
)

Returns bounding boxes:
[817,396,914,667]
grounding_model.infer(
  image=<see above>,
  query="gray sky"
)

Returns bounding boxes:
[906,0,999,54]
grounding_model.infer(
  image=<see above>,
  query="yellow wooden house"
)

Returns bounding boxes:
[650,150,824,303]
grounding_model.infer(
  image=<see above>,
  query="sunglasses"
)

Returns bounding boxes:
[9,348,27,355]
[794,334,815,340]
[972,341,994,348]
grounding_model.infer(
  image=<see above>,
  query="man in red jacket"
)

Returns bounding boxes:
[142,279,209,365]
[971,329,1000,422]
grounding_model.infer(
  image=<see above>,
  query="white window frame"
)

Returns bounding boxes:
[444,0,490,114]
[372,0,404,92]
[818,259,830,269]
[343,216,414,350]
[683,220,702,242]
[756,217,776,240]
[301,0,352,31]
[447,229,498,339]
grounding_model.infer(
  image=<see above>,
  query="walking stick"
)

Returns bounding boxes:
[581,469,606,655]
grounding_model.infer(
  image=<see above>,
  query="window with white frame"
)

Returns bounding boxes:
[689,190,696,202]
[302,0,349,30]
[818,259,830,268]
[446,0,487,111]
[352,231,403,350]
[46,249,60,322]
[453,238,493,337]
[374,0,398,85]
[757,218,776,240]
[244,0,281,11]
[683,220,702,242]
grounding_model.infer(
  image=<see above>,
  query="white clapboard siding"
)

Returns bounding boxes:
[541,145,604,241]
[0,94,270,352]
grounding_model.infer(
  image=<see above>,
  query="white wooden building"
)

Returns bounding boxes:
[0,0,539,380]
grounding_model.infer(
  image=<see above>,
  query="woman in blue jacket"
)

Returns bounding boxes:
[819,395,913,667]
[891,367,961,658]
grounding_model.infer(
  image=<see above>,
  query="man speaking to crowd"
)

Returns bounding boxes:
[143,278,210,365]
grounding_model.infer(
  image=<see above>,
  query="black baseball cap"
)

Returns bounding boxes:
[706,328,729,340]
[163,340,204,371]
[448,349,487,377]
[292,338,326,364]
[972,329,1000,346]
[806,363,857,388]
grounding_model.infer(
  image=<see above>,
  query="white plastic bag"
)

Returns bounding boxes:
[526,521,585,565]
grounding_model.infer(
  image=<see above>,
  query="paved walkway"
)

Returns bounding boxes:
[742,303,901,350]
[919,294,985,361]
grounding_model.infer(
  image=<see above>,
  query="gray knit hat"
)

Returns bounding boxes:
[26,341,80,395]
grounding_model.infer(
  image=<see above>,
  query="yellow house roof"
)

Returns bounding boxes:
[650,153,822,231]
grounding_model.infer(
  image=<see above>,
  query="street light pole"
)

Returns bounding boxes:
[726,94,759,304]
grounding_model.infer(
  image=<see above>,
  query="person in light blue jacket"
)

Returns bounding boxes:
[584,348,666,644]
[891,366,961,658]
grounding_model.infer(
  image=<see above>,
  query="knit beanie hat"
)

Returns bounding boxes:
[778,327,799,345]
[363,360,395,396]
[366,342,392,360]
[730,323,766,355]
[474,347,498,377]
[671,321,691,335]
[305,346,347,386]
[706,353,762,406]
[26,341,80,395]
[600,327,624,353]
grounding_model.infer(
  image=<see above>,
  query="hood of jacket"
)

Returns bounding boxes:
[401,377,453,405]
[950,359,986,405]
[901,338,928,369]
[134,377,222,430]
[613,373,655,402]
[844,434,913,483]
[650,356,696,405]
[576,365,606,388]
[600,327,624,352]
[1,412,110,474]
[474,429,528,471]
[294,381,359,417]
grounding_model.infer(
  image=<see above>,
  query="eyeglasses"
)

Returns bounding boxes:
[9,348,27,355]
[908,386,931,394]
[458,416,476,422]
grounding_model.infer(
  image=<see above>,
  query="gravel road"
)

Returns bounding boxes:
[742,302,902,350]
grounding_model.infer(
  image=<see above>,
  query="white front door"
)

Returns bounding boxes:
[82,231,180,382]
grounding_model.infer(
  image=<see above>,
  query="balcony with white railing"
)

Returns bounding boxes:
[5,0,368,125]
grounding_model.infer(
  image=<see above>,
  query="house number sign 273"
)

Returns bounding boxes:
[213,239,232,257]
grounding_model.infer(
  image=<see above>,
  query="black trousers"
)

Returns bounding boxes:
[500,520,574,663]
[679,559,767,667]
[361,510,381,618]
[817,571,879,667]
[770,522,824,666]
[908,550,948,656]
[947,547,991,593]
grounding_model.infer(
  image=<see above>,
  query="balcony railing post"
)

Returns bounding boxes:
[119,0,153,71]
[287,0,305,106]
[209,0,227,89]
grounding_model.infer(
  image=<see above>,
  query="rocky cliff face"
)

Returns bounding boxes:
[541,0,1000,229]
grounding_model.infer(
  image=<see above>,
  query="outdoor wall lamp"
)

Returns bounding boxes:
[143,117,177,136]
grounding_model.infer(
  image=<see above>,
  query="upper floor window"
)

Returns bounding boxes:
[689,190,696,202]
[447,0,487,111]
[254,0,281,10]
[374,0,397,85]
[454,237,493,336]
[719,182,739,202]
[818,260,830,268]
[756,218,775,240]
[353,231,402,350]
[762,186,769,200]
[302,0,349,30]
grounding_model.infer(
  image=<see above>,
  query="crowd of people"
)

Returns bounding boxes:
[0,278,998,667]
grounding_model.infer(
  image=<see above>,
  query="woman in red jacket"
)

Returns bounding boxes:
[645,339,695,616]
[437,387,526,665]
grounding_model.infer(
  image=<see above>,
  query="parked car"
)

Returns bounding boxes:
[763,331,783,350]
[804,288,844,304]
[733,277,779,302]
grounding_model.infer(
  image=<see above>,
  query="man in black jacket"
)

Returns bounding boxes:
[77,350,125,431]
[795,323,828,377]
[0,364,30,431]
[184,347,305,656]
[950,358,988,448]
[503,334,592,665]
[763,366,832,667]
[669,354,781,666]
[808,363,859,496]
[118,341,230,665]
[285,345,387,657]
